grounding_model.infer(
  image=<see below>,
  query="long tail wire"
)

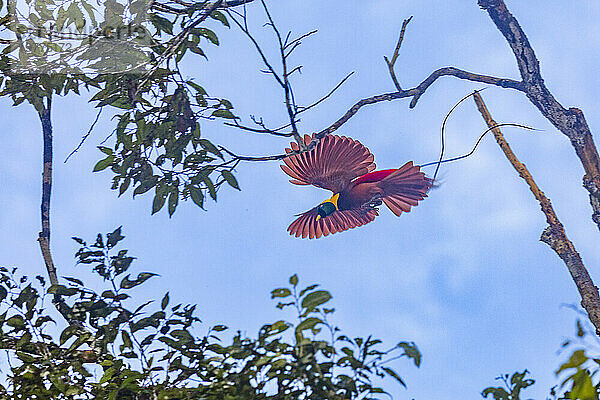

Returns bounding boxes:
[422,89,538,179]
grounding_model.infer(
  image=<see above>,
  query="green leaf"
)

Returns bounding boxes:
[295,317,323,340]
[210,10,229,27]
[16,351,38,363]
[221,170,240,190]
[47,284,78,296]
[271,288,291,298]
[98,146,113,155]
[289,274,298,287]
[93,155,114,172]
[6,315,25,328]
[161,292,169,310]
[204,176,217,200]
[119,177,131,196]
[120,272,158,289]
[557,350,588,374]
[134,179,156,197]
[199,139,223,159]
[63,277,83,286]
[576,319,585,337]
[299,284,319,297]
[569,370,597,400]
[60,324,79,345]
[189,186,204,209]
[382,367,406,388]
[121,330,133,349]
[152,192,167,215]
[211,109,235,119]
[301,290,331,312]
[197,28,219,45]
[482,387,510,400]
[397,341,422,367]
[107,226,124,248]
[265,320,290,336]
[168,190,179,217]
[187,81,207,95]
[151,14,173,35]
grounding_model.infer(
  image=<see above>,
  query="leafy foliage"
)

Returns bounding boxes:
[553,319,600,400]
[482,319,600,400]
[0,228,420,399]
[94,80,241,217]
[0,0,245,216]
[481,371,535,400]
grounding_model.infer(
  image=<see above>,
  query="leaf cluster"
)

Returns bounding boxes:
[0,228,420,399]
[0,0,244,216]
[481,319,600,400]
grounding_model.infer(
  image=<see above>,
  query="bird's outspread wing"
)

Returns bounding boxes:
[287,206,379,239]
[281,134,376,193]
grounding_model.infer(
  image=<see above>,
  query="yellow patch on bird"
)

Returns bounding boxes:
[328,193,340,209]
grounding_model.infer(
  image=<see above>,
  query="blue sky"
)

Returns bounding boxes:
[1,0,600,398]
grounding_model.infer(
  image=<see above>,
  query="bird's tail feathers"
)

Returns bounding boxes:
[378,161,432,216]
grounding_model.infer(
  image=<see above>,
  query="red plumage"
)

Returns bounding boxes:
[281,134,432,239]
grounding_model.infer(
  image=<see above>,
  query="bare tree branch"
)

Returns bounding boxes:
[310,67,521,145]
[28,94,77,325]
[151,0,256,14]
[221,0,256,7]
[34,97,58,288]
[220,67,523,161]
[408,67,523,108]
[478,0,600,231]
[473,91,600,335]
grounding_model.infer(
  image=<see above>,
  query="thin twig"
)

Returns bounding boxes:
[259,0,303,146]
[224,121,295,136]
[297,71,354,116]
[473,91,600,336]
[384,16,412,91]
[64,108,103,163]
[228,1,308,146]
[227,8,284,88]
[219,146,289,162]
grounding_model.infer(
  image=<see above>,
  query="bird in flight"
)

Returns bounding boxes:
[281,134,432,239]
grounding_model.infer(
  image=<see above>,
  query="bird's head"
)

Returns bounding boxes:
[316,193,339,221]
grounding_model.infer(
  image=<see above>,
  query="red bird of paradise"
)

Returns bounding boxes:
[281,134,433,239]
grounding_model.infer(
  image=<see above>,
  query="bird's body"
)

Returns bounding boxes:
[281,134,432,239]
[337,169,394,210]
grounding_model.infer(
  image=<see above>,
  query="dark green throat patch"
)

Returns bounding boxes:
[317,201,337,218]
